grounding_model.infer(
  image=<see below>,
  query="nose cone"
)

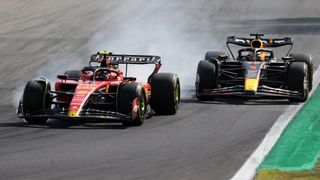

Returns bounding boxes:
[245,78,259,93]
[68,108,78,117]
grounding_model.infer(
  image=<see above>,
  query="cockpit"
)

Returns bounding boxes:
[237,48,275,62]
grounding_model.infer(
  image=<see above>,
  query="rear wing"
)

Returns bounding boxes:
[89,53,162,78]
[226,34,294,59]
[90,54,161,66]
[226,36,293,48]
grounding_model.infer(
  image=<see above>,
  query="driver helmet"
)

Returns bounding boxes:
[81,67,93,80]
[98,51,112,67]
[257,50,267,61]
[101,57,112,67]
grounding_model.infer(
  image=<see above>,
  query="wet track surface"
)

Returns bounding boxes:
[1,0,320,179]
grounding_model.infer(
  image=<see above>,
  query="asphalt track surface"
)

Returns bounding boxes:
[1,0,320,179]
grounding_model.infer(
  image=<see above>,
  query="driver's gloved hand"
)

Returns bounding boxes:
[105,74,110,80]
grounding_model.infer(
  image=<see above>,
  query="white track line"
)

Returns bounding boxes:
[231,65,320,180]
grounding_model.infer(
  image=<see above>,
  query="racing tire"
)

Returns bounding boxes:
[64,70,82,80]
[22,80,49,124]
[118,83,146,126]
[150,73,180,115]
[290,53,313,91]
[287,62,309,102]
[205,51,228,61]
[196,60,217,100]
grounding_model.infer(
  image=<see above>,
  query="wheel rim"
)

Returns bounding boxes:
[196,73,200,87]
[303,73,309,100]
[139,95,146,120]
[195,73,203,96]
[174,80,180,110]
[303,65,309,99]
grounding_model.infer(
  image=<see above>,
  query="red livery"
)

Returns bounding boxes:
[17,52,180,126]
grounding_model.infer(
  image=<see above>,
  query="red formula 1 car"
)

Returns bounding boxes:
[17,52,180,126]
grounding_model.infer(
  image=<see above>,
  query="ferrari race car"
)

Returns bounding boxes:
[196,33,313,102]
[17,52,180,126]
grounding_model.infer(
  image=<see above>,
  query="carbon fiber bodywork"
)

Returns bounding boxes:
[196,34,310,100]
[197,60,303,99]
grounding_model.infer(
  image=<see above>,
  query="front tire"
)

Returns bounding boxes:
[118,83,146,126]
[22,80,49,124]
[289,53,313,91]
[287,62,309,102]
[196,60,217,100]
[150,73,180,115]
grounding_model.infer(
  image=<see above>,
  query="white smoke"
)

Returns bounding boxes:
[12,0,229,107]
[32,54,84,82]
[87,2,227,98]
[11,54,84,107]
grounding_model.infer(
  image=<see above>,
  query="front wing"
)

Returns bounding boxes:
[17,100,133,123]
[198,85,302,99]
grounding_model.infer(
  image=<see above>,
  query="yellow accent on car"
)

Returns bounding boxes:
[77,90,89,95]
[99,51,110,55]
[68,109,78,117]
[269,39,273,45]
[260,51,266,61]
[106,85,109,93]
[245,79,259,91]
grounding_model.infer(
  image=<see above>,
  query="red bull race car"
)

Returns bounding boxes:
[196,33,313,102]
[17,52,180,126]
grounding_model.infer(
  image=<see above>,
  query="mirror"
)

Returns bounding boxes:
[57,75,68,80]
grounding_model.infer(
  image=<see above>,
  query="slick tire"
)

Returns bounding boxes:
[150,73,180,115]
[290,53,313,91]
[22,80,49,124]
[118,83,146,126]
[287,62,309,102]
[196,60,217,100]
[64,70,83,80]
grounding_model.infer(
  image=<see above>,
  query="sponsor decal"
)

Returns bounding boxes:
[78,83,99,87]
[249,65,257,70]
[133,104,139,113]
[77,85,93,89]
[260,51,266,61]
[76,90,89,95]
[247,69,258,79]
[245,78,259,91]
[106,85,109,93]
[131,98,139,119]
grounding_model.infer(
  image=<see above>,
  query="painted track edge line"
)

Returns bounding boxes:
[231,65,320,180]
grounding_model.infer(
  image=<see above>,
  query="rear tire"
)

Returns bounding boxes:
[150,73,180,115]
[118,83,146,126]
[290,53,313,91]
[196,60,217,100]
[64,70,82,80]
[287,62,309,102]
[22,80,49,124]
